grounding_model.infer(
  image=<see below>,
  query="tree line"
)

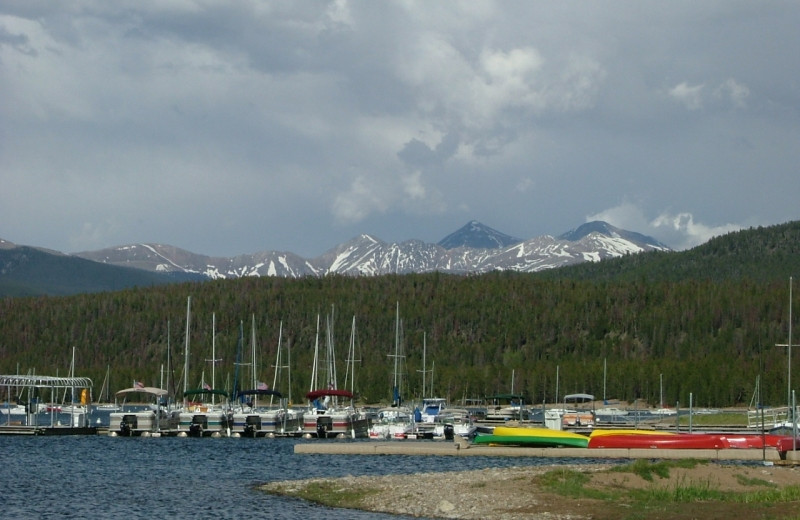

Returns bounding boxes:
[0,221,798,409]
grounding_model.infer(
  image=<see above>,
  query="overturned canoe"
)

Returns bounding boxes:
[588,432,729,449]
[476,426,589,448]
[589,429,675,438]
[723,434,785,449]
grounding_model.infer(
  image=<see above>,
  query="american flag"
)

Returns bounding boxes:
[134,380,144,389]
[257,381,268,391]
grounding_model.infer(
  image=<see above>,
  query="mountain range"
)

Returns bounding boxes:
[75,220,669,278]
[0,220,669,296]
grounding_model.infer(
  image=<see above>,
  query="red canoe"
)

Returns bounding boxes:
[588,433,730,449]
[776,436,800,452]
[723,434,785,449]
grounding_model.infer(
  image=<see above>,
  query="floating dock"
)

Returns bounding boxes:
[294,440,800,465]
[0,425,98,436]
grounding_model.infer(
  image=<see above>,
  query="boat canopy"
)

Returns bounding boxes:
[0,375,93,389]
[306,389,353,401]
[486,393,525,402]
[116,387,168,397]
[183,388,229,399]
[564,393,595,403]
[236,389,283,398]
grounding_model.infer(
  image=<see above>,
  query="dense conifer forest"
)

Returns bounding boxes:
[1,221,799,409]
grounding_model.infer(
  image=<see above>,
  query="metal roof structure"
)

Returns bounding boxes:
[0,375,93,389]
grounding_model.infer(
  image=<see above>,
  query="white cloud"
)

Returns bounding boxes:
[587,203,744,251]
[331,175,391,224]
[669,82,705,110]
[650,212,742,251]
[586,203,651,236]
[714,78,750,108]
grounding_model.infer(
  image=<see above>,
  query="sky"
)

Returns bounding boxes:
[1,1,799,258]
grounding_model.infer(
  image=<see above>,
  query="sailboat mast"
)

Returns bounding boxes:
[271,321,283,407]
[287,337,292,405]
[310,314,320,392]
[422,332,427,398]
[328,306,337,390]
[211,313,216,398]
[232,320,244,404]
[344,316,356,393]
[183,296,191,407]
[166,320,171,396]
[393,302,399,393]
[251,314,257,391]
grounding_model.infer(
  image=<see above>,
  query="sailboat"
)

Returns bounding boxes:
[415,331,475,440]
[95,365,121,412]
[302,310,369,438]
[652,373,677,416]
[231,317,304,437]
[175,302,232,437]
[369,302,415,440]
[55,347,91,427]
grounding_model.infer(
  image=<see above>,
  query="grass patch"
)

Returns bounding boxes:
[676,412,747,426]
[535,468,611,500]
[279,481,380,509]
[536,459,800,517]
[634,474,728,502]
[735,473,776,488]
[635,479,800,505]
[610,458,700,481]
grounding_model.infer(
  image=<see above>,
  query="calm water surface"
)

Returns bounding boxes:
[0,435,610,519]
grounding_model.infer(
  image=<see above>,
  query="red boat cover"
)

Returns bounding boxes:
[306,389,354,401]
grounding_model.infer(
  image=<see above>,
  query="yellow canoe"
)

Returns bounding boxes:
[493,426,589,441]
[483,426,589,448]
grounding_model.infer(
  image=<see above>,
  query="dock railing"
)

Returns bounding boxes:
[747,406,799,429]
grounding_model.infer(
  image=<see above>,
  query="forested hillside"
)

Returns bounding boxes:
[1,221,798,409]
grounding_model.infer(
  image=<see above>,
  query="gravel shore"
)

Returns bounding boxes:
[261,461,800,520]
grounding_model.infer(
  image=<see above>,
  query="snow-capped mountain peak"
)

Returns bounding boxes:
[437,220,523,250]
[73,220,670,279]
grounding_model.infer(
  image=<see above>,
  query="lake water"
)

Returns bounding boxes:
[0,434,612,519]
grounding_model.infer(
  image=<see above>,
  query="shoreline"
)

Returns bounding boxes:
[261,457,800,519]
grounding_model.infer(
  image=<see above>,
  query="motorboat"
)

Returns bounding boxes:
[231,389,304,437]
[368,406,415,440]
[177,389,233,437]
[109,386,177,436]
[302,389,370,439]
